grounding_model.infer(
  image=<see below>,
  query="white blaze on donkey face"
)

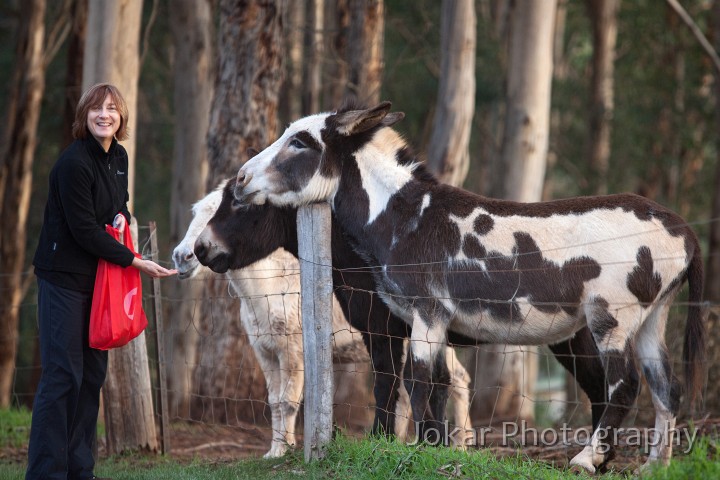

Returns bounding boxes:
[236,113,334,207]
[172,184,225,278]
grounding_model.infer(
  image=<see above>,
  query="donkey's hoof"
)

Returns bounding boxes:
[568,460,595,475]
[264,442,292,458]
[595,448,616,474]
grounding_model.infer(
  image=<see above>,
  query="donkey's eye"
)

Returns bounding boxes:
[289,138,306,149]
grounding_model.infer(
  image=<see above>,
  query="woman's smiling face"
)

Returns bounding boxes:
[86,93,121,150]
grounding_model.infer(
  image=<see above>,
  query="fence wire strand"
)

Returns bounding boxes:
[5,218,719,468]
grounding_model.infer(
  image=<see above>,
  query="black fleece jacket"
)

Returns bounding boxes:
[33,136,136,291]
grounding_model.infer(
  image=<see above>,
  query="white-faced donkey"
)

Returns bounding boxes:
[232,101,706,473]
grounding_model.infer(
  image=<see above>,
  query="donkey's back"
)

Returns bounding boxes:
[395,188,697,347]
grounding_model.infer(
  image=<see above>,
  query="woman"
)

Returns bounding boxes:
[27,83,176,480]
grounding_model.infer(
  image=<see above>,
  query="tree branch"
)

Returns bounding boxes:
[43,0,72,69]
[140,0,159,69]
[666,0,720,74]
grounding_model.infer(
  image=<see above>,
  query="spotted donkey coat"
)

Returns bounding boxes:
[173,184,472,457]
[193,180,621,452]
[233,102,706,473]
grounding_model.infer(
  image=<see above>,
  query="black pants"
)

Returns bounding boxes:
[26,278,108,480]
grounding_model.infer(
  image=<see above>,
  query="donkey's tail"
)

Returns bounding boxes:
[683,243,706,406]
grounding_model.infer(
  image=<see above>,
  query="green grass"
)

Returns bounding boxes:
[0,407,31,449]
[0,406,104,449]
[2,406,718,479]
[644,437,720,480]
[314,435,607,479]
[0,434,714,479]
[0,431,618,480]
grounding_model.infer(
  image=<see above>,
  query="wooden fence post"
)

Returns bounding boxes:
[149,221,170,454]
[102,219,158,454]
[297,203,334,461]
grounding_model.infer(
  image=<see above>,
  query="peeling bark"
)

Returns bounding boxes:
[0,0,46,408]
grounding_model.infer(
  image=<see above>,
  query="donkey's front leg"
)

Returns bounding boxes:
[254,349,288,458]
[256,330,304,458]
[275,337,304,455]
[403,315,448,445]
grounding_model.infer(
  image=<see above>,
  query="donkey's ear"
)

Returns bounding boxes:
[381,111,404,127]
[335,101,393,136]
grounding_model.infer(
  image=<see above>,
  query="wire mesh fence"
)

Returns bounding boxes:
[4,221,716,469]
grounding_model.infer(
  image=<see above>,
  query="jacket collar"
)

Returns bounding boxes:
[85,134,118,159]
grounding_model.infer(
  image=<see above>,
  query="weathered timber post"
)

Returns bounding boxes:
[149,221,170,454]
[297,203,334,461]
[102,219,158,454]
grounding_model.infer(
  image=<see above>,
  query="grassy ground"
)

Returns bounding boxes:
[2,408,718,479]
[0,408,31,450]
[1,435,617,480]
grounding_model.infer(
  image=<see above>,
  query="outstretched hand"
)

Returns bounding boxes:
[131,257,177,278]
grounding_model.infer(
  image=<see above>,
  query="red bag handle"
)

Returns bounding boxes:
[108,215,142,260]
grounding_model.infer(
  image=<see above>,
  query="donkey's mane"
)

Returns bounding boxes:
[408,161,439,186]
[385,131,438,186]
[191,180,226,216]
[335,98,439,187]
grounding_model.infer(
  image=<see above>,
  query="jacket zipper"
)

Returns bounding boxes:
[106,152,119,216]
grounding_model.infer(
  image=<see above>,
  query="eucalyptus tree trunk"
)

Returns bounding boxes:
[84,0,158,454]
[500,0,556,203]
[324,0,349,108]
[542,0,569,201]
[346,0,384,104]
[166,0,214,419]
[426,0,476,188]
[61,0,87,148]
[302,0,324,114]
[0,0,46,408]
[472,0,557,425]
[194,0,286,425]
[280,0,305,123]
[586,0,620,195]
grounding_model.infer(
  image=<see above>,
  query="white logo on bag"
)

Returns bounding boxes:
[124,287,138,319]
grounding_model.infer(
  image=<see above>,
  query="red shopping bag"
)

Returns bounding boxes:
[89,223,148,350]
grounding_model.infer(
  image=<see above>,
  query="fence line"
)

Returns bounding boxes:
[4,220,716,462]
[8,287,709,452]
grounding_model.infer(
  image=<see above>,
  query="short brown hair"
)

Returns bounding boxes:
[72,83,130,141]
